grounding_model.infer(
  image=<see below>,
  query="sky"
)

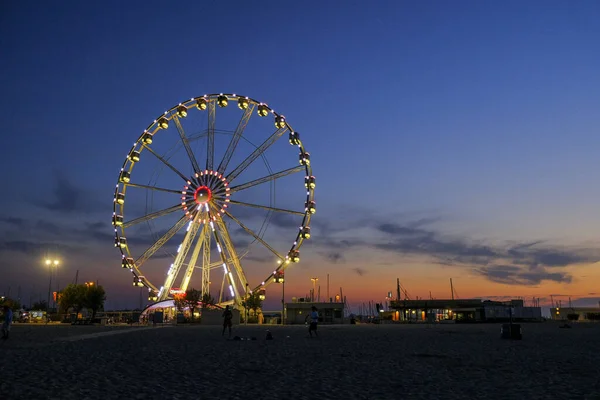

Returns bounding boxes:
[1,0,600,312]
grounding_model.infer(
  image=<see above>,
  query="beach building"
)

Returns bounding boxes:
[549,305,600,322]
[285,299,345,324]
[389,298,542,322]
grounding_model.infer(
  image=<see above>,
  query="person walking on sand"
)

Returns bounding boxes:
[308,306,319,338]
[2,305,13,340]
[222,305,233,338]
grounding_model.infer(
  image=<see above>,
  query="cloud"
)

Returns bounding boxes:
[35,172,105,214]
[572,297,600,306]
[39,173,83,213]
[308,214,599,287]
[378,223,431,237]
[475,265,572,285]
[0,217,27,227]
[35,220,61,235]
[0,240,79,255]
[86,221,106,231]
[372,220,598,267]
[323,251,344,263]
[353,267,366,276]
[243,254,274,263]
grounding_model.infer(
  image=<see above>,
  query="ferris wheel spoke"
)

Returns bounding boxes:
[123,204,184,228]
[226,126,289,183]
[207,100,216,170]
[180,224,207,292]
[214,218,250,290]
[135,215,189,267]
[229,165,304,193]
[142,144,189,182]
[125,182,182,195]
[228,199,305,216]
[224,211,284,261]
[159,215,202,300]
[217,104,255,174]
[201,222,211,296]
[173,115,201,174]
[210,221,243,305]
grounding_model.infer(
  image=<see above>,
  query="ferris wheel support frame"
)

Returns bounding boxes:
[201,223,211,297]
[179,223,208,293]
[159,213,203,300]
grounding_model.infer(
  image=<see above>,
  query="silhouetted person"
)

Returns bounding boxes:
[308,306,319,337]
[2,305,13,340]
[222,306,233,338]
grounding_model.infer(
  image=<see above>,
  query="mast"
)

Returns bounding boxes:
[450,278,454,301]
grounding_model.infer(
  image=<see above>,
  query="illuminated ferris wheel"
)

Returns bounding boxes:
[112,94,315,307]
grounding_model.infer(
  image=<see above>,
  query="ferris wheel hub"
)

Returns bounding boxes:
[194,186,212,204]
[181,169,230,222]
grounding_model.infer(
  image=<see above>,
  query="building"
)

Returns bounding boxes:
[389,298,542,322]
[285,300,345,324]
[549,306,600,322]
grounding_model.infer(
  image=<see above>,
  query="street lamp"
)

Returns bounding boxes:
[45,258,60,313]
[275,271,285,325]
[310,277,319,302]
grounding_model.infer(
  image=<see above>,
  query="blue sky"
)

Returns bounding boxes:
[1,1,599,310]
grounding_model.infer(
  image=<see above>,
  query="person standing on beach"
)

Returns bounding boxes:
[308,306,319,338]
[2,305,13,340]
[222,305,233,338]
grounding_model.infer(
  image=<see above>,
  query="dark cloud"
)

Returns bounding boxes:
[35,172,105,214]
[0,241,41,254]
[572,296,600,306]
[320,237,364,250]
[323,251,344,264]
[305,215,599,287]
[406,217,441,228]
[378,223,430,237]
[475,265,572,285]
[269,213,298,229]
[35,220,61,234]
[0,217,27,227]
[243,254,273,263]
[353,267,366,276]
[373,221,598,269]
[39,173,83,213]
[0,240,79,255]
[86,221,106,231]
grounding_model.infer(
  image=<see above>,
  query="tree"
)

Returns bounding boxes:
[32,300,47,311]
[59,284,87,314]
[83,285,106,320]
[241,292,263,321]
[201,292,215,310]
[58,283,105,317]
[184,289,201,321]
[567,313,580,321]
[1,297,21,311]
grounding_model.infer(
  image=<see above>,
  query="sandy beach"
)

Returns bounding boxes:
[1,322,598,400]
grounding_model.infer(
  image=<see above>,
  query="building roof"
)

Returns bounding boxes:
[285,302,344,309]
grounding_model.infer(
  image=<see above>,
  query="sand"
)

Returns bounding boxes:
[1,322,599,400]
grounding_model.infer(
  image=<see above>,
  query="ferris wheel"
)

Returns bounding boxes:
[112,93,315,307]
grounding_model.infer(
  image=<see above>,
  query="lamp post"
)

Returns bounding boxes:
[275,272,285,325]
[45,258,59,312]
[244,283,249,325]
[310,277,319,302]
